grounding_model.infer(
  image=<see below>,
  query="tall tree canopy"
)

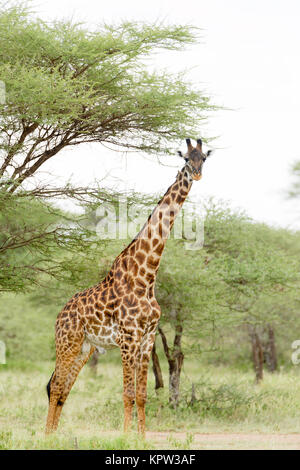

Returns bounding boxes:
[0,3,214,193]
[0,2,215,293]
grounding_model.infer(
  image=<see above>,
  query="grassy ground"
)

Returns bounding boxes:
[2,357,300,449]
[1,292,300,449]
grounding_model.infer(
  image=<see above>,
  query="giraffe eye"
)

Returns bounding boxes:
[202,157,206,162]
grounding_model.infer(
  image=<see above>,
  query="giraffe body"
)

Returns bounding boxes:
[46,139,210,435]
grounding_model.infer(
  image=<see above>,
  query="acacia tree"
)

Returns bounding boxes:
[0,3,215,292]
[203,206,299,383]
[152,200,300,403]
[0,3,213,194]
[0,188,115,293]
[152,207,235,406]
[0,183,161,293]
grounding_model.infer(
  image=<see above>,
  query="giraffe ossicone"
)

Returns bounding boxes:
[45,139,211,435]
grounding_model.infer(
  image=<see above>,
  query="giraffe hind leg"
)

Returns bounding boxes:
[45,339,93,434]
[46,363,69,434]
[51,343,95,431]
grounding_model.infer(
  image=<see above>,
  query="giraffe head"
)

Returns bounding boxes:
[178,138,212,181]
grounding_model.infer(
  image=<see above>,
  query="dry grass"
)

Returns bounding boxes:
[2,358,300,449]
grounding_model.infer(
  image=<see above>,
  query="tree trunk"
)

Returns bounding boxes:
[168,349,184,407]
[158,317,184,408]
[151,341,164,390]
[250,326,264,383]
[264,324,277,373]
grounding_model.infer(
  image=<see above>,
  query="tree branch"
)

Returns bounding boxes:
[158,326,171,362]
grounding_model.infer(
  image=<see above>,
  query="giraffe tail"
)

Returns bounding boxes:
[46,371,54,402]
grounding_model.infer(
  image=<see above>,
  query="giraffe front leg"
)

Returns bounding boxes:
[136,328,156,436]
[121,345,137,433]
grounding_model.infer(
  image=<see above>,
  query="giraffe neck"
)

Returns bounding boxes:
[138,166,193,242]
[120,166,193,286]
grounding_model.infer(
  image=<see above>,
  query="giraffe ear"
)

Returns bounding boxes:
[206,150,213,157]
[178,150,189,161]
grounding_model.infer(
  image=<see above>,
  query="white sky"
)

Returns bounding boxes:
[34,0,300,228]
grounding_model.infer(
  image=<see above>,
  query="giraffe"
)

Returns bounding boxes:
[45,138,211,435]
